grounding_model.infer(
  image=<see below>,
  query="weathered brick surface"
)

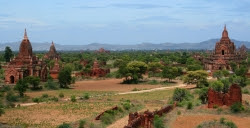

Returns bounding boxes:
[208,84,242,108]
[124,105,174,128]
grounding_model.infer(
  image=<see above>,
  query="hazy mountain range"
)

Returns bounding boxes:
[0,39,249,51]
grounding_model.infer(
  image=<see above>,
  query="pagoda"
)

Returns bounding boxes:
[4,29,48,84]
[203,25,247,71]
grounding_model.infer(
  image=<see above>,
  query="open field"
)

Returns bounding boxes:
[0,78,179,128]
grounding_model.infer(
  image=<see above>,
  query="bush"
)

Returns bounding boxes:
[45,79,59,90]
[177,111,181,115]
[32,97,42,103]
[42,93,49,98]
[79,120,86,128]
[83,93,89,100]
[59,92,64,98]
[0,102,5,116]
[6,91,18,102]
[71,95,76,102]
[58,123,72,128]
[50,97,59,102]
[230,102,244,113]
[153,115,164,128]
[100,112,114,125]
[172,88,192,102]
[243,89,249,94]
[187,102,193,109]
[122,102,131,110]
[0,86,11,92]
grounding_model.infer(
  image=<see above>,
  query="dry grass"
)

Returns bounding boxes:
[0,101,116,128]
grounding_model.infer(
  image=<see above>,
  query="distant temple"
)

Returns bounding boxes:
[44,42,61,79]
[203,25,247,71]
[44,41,60,60]
[4,29,48,84]
[95,48,110,53]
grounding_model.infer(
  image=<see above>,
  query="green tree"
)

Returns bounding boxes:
[14,79,28,97]
[4,46,13,62]
[162,66,178,82]
[197,87,209,104]
[184,70,208,88]
[213,70,224,79]
[148,62,163,77]
[124,61,148,84]
[58,67,72,88]
[25,76,40,90]
[210,81,224,92]
[220,78,230,93]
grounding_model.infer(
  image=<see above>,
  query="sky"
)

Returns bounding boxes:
[0,0,250,45]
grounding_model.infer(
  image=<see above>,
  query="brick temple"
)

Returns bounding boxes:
[4,29,48,84]
[203,25,247,71]
[44,42,61,79]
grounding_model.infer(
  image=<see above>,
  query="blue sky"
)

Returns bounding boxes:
[0,0,250,45]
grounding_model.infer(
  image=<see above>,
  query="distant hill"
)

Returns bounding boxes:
[0,39,249,51]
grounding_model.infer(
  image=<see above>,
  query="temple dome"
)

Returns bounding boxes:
[18,29,33,57]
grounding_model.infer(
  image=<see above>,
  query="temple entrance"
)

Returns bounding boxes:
[10,76,15,84]
[219,67,222,70]
[222,50,225,55]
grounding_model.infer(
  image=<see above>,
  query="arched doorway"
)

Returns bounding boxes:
[10,76,15,84]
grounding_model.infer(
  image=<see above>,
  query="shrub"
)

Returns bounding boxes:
[58,123,72,128]
[217,108,223,114]
[122,102,131,110]
[6,91,18,102]
[79,120,86,128]
[0,102,4,116]
[50,97,59,102]
[187,102,193,109]
[100,112,114,125]
[83,93,89,100]
[220,117,226,124]
[225,121,237,128]
[45,79,59,90]
[153,115,164,128]
[230,102,244,113]
[0,86,11,92]
[71,95,76,102]
[32,97,41,103]
[172,88,192,102]
[59,92,64,98]
[42,93,49,98]
[177,111,181,115]
[243,89,249,94]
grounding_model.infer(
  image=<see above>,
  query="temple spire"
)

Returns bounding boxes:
[222,25,228,38]
[24,28,28,39]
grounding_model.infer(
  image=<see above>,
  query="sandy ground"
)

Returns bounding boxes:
[171,114,250,128]
[72,79,163,92]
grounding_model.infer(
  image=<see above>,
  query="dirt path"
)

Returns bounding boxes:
[118,82,187,95]
[107,116,129,128]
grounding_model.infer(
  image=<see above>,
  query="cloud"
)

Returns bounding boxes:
[110,3,170,9]
[134,16,181,23]
[0,17,49,28]
[74,5,106,9]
